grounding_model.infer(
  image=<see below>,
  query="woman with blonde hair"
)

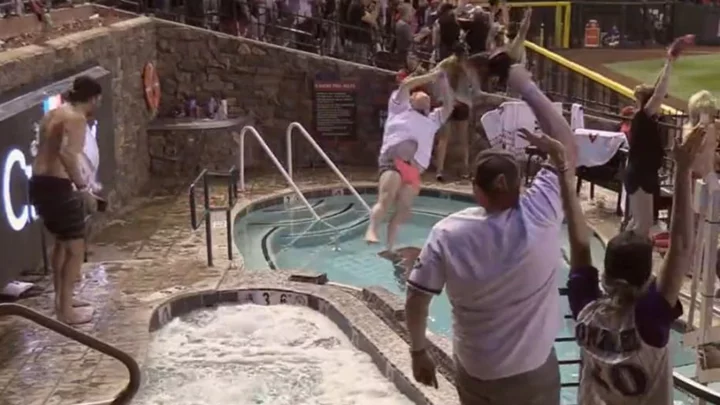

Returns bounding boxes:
[684,90,718,180]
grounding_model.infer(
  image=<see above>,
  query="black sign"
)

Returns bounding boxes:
[313,80,358,138]
[0,67,114,288]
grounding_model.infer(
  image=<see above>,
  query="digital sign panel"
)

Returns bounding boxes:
[0,66,114,288]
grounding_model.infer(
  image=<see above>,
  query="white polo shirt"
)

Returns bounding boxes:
[408,169,563,380]
[380,90,445,170]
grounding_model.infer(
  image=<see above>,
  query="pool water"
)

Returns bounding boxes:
[133,305,414,405]
[234,193,699,404]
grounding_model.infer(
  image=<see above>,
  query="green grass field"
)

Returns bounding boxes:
[605,53,720,101]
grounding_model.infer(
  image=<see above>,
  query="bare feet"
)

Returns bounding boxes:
[57,306,94,325]
[364,228,379,244]
[72,298,91,307]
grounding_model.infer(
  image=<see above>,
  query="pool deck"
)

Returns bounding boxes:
[0,168,716,405]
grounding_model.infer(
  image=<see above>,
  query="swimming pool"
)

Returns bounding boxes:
[234,190,699,404]
[134,304,414,404]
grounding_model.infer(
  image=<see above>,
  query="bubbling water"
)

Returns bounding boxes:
[133,304,415,405]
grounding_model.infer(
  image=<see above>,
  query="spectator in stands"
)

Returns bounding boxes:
[462,9,492,55]
[434,2,460,62]
[395,3,415,60]
[347,0,379,62]
[626,36,691,237]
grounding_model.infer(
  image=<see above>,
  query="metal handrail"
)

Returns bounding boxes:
[188,167,238,267]
[0,303,141,405]
[235,126,322,221]
[674,372,720,404]
[286,122,371,213]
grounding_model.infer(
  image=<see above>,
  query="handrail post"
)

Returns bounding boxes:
[286,124,293,179]
[202,172,213,267]
[237,126,322,221]
[234,131,246,191]
[286,122,372,213]
[226,167,233,262]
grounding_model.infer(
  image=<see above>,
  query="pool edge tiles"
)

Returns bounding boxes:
[148,273,460,405]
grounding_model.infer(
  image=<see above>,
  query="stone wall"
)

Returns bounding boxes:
[154,21,398,173]
[0,14,156,208]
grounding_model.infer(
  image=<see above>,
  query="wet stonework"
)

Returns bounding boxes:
[0,166,706,405]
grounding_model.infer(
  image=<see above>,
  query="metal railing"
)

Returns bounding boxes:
[188,166,239,267]
[235,125,322,221]
[286,122,371,213]
[524,40,680,115]
[0,303,141,405]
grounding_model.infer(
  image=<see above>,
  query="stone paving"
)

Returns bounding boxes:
[0,168,708,404]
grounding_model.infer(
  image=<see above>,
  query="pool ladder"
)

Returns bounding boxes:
[235,124,370,251]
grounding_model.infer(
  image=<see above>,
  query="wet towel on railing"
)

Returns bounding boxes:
[497,101,563,157]
[574,128,627,167]
[80,120,100,189]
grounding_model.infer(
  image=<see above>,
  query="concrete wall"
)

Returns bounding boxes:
[0,15,156,208]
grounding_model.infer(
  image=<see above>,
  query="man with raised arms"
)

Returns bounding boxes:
[29,76,103,325]
[364,68,454,257]
[404,63,576,405]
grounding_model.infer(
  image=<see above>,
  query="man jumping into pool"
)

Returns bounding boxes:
[29,76,103,325]
[364,68,454,256]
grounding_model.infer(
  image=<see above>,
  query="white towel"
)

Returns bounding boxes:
[497,101,562,157]
[570,103,585,131]
[80,121,100,190]
[480,110,503,149]
[574,128,626,168]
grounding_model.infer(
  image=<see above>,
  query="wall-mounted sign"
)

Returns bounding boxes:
[312,80,358,138]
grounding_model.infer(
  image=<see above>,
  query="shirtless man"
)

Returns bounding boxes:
[29,76,102,325]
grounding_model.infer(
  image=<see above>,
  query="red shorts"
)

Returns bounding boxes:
[394,158,421,190]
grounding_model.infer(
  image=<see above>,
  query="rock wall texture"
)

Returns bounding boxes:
[0,15,156,208]
[154,21,399,173]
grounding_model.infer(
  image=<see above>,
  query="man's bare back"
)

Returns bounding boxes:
[33,104,87,179]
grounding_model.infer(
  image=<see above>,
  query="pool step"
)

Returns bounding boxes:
[245,199,342,225]
[273,211,369,249]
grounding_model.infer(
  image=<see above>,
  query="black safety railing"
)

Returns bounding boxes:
[0,303,142,404]
[189,166,239,267]
[96,0,406,69]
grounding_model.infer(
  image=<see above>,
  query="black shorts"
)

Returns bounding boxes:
[624,164,660,195]
[449,103,470,121]
[29,175,86,240]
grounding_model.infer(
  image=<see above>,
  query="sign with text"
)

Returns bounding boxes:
[312,81,358,138]
[0,67,114,288]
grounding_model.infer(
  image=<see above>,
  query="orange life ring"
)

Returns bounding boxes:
[143,62,160,114]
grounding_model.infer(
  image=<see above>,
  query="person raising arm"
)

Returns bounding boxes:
[365,69,452,252]
[625,35,693,237]
[567,123,704,405]
[507,7,532,63]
